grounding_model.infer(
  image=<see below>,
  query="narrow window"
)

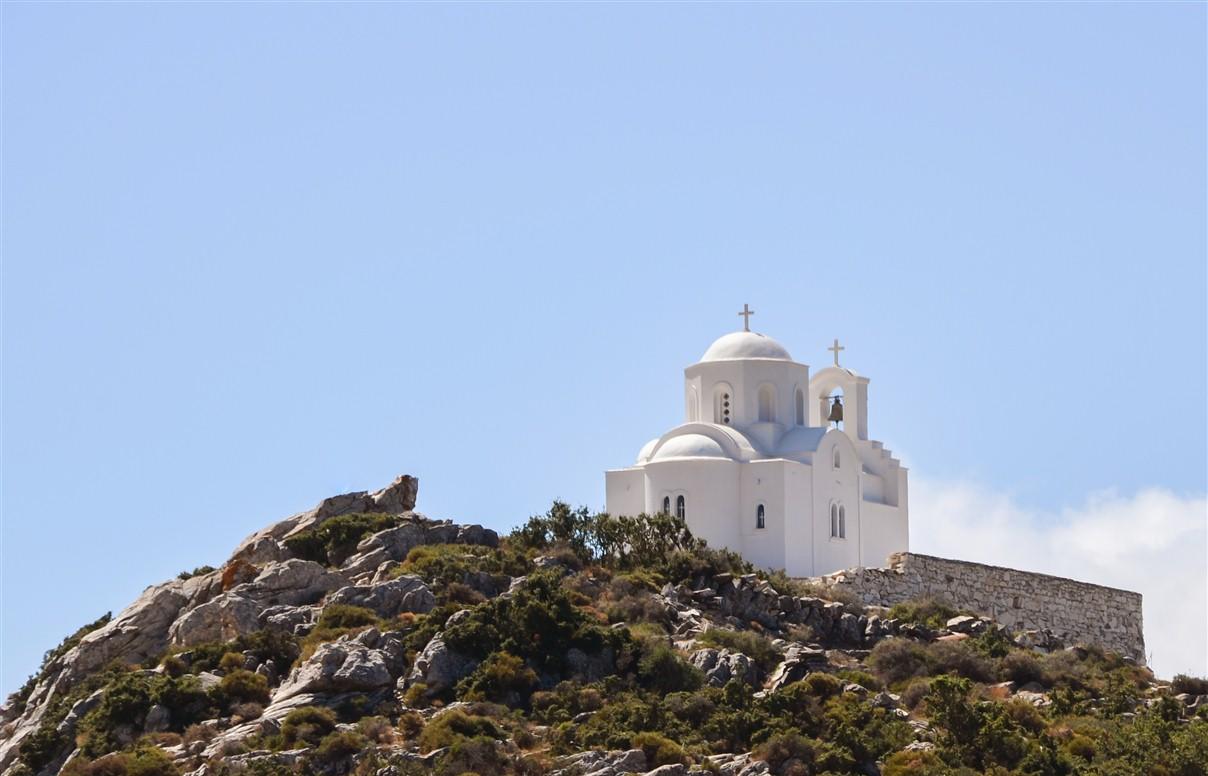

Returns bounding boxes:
[795,389,805,426]
[838,505,847,538]
[758,384,775,422]
[756,504,766,529]
[713,386,732,424]
[662,496,671,515]
[830,504,839,537]
[833,448,841,469]
[675,495,686,519]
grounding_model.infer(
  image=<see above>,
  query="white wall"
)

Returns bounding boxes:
[604,468,645,517]
[643,458,742,551]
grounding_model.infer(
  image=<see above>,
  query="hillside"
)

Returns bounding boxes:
[2,474,1205,776]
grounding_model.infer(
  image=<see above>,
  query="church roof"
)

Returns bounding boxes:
[700,331,793,362]
[649,433,735,461]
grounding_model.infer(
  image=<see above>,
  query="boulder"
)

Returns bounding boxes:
[357,522,427,562]
[765,644,828,692]
[401,634,478,698]
[274,629,404,701]
[689,647,758,687]
[168,594,261,646]
[370,474,418,514]
[327,576,435,619]
[455,524,500,547]
[946,615,978,634]
[235,560,347,607]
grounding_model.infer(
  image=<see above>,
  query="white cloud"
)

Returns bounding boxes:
[909,479,1207,681]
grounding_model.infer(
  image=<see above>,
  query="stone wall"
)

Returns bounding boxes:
[804,553,1145,663]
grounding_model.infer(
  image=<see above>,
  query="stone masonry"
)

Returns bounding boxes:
[804,553,1145,663]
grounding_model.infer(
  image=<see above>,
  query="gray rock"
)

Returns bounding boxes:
[357,522,427,561]
[425,523,459,544]
[235,560,347,607]
[644,765,686,776]
[275,630,402,701]
[765,644,828,692]
[370,474,418,514]
[455,524,500,547]
[946,615,978,634]
[143,704,171,733]
[689,647,758,687]
[327,575,435,618]
[402,634,478,698]
[259,604,318,635]
[168,593,261,646]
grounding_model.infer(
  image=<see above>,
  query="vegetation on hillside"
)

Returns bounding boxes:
[9,502,1207,776]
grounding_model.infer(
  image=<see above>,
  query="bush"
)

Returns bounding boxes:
[696,629,782,674]
[434,737,510,776]
[314,730,368,763]
[881,749,949,776]
[417,709,502,754]
[317,604,380,630]
[886,598,957,629]
[898,677,931,710]
[284,512,402,565]
[397,710,425,739]
[1171,674,1208,696]
[176,566,216,581]
[77,674,211,757]
[279,706,337,748]
[181,630,299,675]
[999,651,1045,686]
[868,639,929,686]
[62,745,180,776]
[456,652,539,705]
[356,716,395,745]
[835,669,882,691]
[636,644,703,694]
[216,670,270,706]
[753,732,815,774]
[218,652,246,672]
[803,672,843,699]
[631,732,687,767]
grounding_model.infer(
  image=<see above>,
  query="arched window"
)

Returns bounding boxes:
[687,389,699,422]
[830,504,839,537]
[756,504,766,529]
[713,385,732,425]
[795,389,805,426]
[758,384,775,422]
[838,505,847,538]
[833,447,841,469]
[662,496,671,515]
[675,495,686,519]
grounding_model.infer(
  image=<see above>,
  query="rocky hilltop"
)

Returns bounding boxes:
[3,475,1205,776]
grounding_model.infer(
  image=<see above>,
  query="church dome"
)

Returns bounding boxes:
[700,331,793,362]
[650,433,733,461]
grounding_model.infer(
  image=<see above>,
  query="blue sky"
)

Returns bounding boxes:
[2,2,1204,692]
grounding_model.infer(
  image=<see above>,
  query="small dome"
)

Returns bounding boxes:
[650,433,732,461]
[700,331,793,362]
[777,426,827,455]
[636,437,660,464]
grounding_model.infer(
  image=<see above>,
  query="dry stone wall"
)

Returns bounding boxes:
[805,553,1145,663]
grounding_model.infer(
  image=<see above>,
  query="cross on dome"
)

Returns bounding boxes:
[828,338,845,366]
[737,303,755,332]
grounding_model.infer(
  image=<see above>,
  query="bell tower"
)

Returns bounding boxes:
[809,340,870,442]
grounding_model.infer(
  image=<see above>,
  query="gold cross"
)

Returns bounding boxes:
[738,303,755,332]
[828,338,845,366]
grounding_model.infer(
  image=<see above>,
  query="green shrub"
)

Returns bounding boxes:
[999,650,1045,686]
[696,629,782,674]
[218,652,246,672]
[313,730,368,763]
[176,566,216,581]
[181,630,299,675]
[284,513,402,565]
[867,639,929,686]
[753,732,815,773]
[279,706,337,748]
[631,731,688,767]
[77,674,210,757]
[1171,673,1208,696]
[317,604,380,630]
[886,598,957,629]
[835,669,882,691]
[456,652,538,705]
[216,670,270,706]
[803,672,843,699]
[417,709,502,753]
[434,737,510,776]
[881,749,949,776]
[62,744,180,776]
[636,644,703,694]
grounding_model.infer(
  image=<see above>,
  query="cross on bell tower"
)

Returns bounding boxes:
[828,338,845,367]
[738,303,755,332]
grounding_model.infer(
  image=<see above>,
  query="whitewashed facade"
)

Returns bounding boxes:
[605,324,909,577]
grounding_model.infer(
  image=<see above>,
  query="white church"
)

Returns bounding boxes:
[605,306,909,578]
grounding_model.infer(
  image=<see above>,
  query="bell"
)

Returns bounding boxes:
[827,396,844,423]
